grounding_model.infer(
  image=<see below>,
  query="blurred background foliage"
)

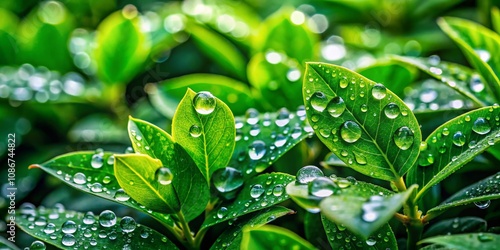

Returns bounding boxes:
[2,0,500,248]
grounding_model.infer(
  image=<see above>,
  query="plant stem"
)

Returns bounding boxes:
[176,211,196,249]
[403,188,424,250]
[194,226,209,249]
[393,176,407,192]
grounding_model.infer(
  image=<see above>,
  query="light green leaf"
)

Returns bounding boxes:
[303,62,422,181]
[423,217,487,238]
[0,8,18,65]
[321,214,397,249]
[128,117,209,221]
[172,89,235,181]
[240,225,315,250]
[210,206,294,250]
[320,185,416,239]
[438,17,500,101]
[114,154,180,214]
[408,106,500,202]
[29,151,174,227]
[16,205,178,249]
[419,233,500,250]
[201,173,295,229]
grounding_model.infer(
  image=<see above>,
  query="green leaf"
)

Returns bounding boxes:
[0,236,19,250]
[210,206,294,250]
[320,185,416,239]
[172,89,235,181]
[201,173,295,229]
[423,217,487,238]
[16,205,178,249]
[0,8,18,65]
[114,154,180,214]
[29,151,174,227]
[427,172,500,215]
[240,225,315,250]
[419,233,500,250]
[304,212,328,247]
[303,62,422,181]
[128,117,209,221]
[438,17,500,102]
[493,7,500,34]
[93,7,150,85]
[408,106,500,202]
[321,214,397,249]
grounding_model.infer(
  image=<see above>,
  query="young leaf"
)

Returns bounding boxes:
[240,225,315,250]
[201,173,295,229]
[320,185,417,239]
[16,205,178,249]
[303,62,422,181]
[408,106,500,202]
[210,206,294,250]
[419,233,500,250]
[438,17,500,101]
[114,154,181,214]
[321,214,397,249]
[29,151,174,227]
[172,89,235,181]
[128,117,209,221]
[423,217,487,238]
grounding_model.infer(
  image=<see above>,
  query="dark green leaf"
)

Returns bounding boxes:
[408,106,500,202]
[0,8,18,65]
[210,206,294,250]
[201,173,295,229]
[0,236,19,250]
[16,205,178,249]
[240,225,315,250]
[303,62,422,181]
[423,217,487,238]
[304,212,329,248]
[419,233,500,250]
[128,117,209,221]
[172,89,235,181]
[493,7,500,34]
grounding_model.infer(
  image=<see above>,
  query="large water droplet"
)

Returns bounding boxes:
[120,216,137,233]
[308,177,338,197]
[472,117,491,135]
[61,234,76,247]
[73,172,86,185]
[193,91,216,115]
[452,131,466,146]
[189,125,201,138]
[393,126,414,150]
[310,91,328,112]
[212,167,243,193]
[248,140,266,160]
[62,220,77,234]
[340,121,362,143]
[327,96,346,117]
[155,167,174,185]
[296,165,324,184]
[91,153,104,169]
[114,189,130,201]
[371,83,387,100]
[99,210,117,227]
[30,240,46,250]
[383,103,400,119]
[474,200,491,209]
[250,184,265,198]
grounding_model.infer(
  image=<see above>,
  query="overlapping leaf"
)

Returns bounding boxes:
[423,217,487,238]
[240,225,315,250]
[419,233,500,250]
[303,62,421,181]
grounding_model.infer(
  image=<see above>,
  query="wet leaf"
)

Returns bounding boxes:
[114,154,180,214]
[240,225,315,250]
[15,205,178,249]
[0,236,19,250]
[201,173,294,229]
[321,214,397,249]
[210,206,294,250]
[423,217,487,238]
[172,89,235,181]
[438,17,500,101]
[419,233,500,250]
[408,106,500,202]
[303,62,422,181]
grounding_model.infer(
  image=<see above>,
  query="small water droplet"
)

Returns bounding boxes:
[91,153,104,169]
[360,104,368,112]
[296,165,324,184]
[327,96,346,117]
[470,74,485,92]
[371,83,387,100]
[91,183,103,193]
[452,131,466,146]
[43,223,56,234]
[274,134,287,147]
[193,91,216,115]
[245,108,260,125]
[276,108,291,127]
[107,155,115,165]
[339,78,348,88]
[114,189,130,202]
[250,184,265,198]
[99,210,117,227]
[212,167,243,193]
[120,216,137,233]
[361,195,385,222]
[472,117,491,135]
[474,200,491,209]
[73,172,86,185]
[61,234,76,246]
[217,207,228,219]
[308,177,338,197]
[340,121,362,143]
[140,229,150,239]
[30,240,46,250]
[155,167,174,185]
[353,152,367,165]
[393,126,414,150]
[383,103,400,119]
[311,91,328,112]
[189,125,201,137]
[248,140,266,160]
[365,237,377,246]
[83,212,96,225]
[272,184,284,196]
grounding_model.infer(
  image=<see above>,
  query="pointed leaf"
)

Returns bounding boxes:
[303,62,421,181]
[321,214,397,249]
[16,205,178,249]
[201,173,295,229]
[128,117,209,221]
[241,225,315,250]
[409,106,500,202]
[210,206,294,250]
[438,17,500,101]
[423,217,487,238]
[172,89,235,181]
[320,185,416,239]
[114,154,180,213]
[29,151,174,227]
[419,233,500,250]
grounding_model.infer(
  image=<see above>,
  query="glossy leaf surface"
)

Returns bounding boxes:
[419,233,500,250]
[240,225,315,250]
[423,217,487,238]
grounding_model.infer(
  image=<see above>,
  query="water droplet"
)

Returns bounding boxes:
[353,152,367,165]
[99,210,117,227]
[155,167,173,185]
[474,200,491,209]
[276,108,291,127]
[189,125,201,137]
[274,134,287,147]
[120,216,137,233]
[114,189,130,202]
[361,195,385,222]
[250,124,261,136]
[360,104,368,112]
[217,207,228,219]
[83,212,96,225]
[250,184,265,198]
[308,177,338,197]
[340,121,362,143]
[475,49,491,62]
[193,91,216,115]
[327,96,346,117]
[296,165,324,184]
[311,91,328,112]
[383,103,400,119]
[245,108,260,125]
[91,183,103,193]
[452,131,466,146]
[43,223,56,234]
[73,172,86,185]
[91,153,104,169]
[140,229,150,239]
[212,167,243,193]
[339,78,348,88]
[61,220,78,234]
[30,240,46,250]
[107,155,115,165]
[272,184,284,196]
[472,117,491,135]
[248,140,266,160]
[393,126,414,150]
[371,83,387,100]
[61,234,76,246]
[470,74,485,92]
[365,237,377,246]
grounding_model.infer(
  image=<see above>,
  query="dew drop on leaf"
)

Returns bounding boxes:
[272,184,284,196]
[43,223,56,234]
[217,207,228,219]
[61,234,76,247]
[83,212,96,225]
[470,74,485,93]
[452,131,466,147]
[474,200,491,209]
[276,108,291,127]
[383,103,400,119]
[274,134,287,147]
[472,117,491,135]
[360,104,368,112]
[361,195,385,222]
[212,167,243,193]
[327,96,346,117]
[308,177,338,197]
[120,216,137,233]
[250,184,265,198]
[365,237,377,246]
[371,83,387,100]
[91,153,104,169]
[189,125,201,138]
[114,189,130,202]
[72,172,86,184]
[155,167,174,185]
[393,126,414,150]
[353,152,367,165]
[91,183,103,193]
[193,91,216,115]
[296,165,324,184]
[340,121,362,143]
[140,229,150,239]
[107,155,115,165]
[99,210,117,227]
[339,78,348,89]
[245,108,260,125]
[30,240,46,250]
[248,140,266,160]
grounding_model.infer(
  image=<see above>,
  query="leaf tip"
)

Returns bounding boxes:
[28,164,41,169]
